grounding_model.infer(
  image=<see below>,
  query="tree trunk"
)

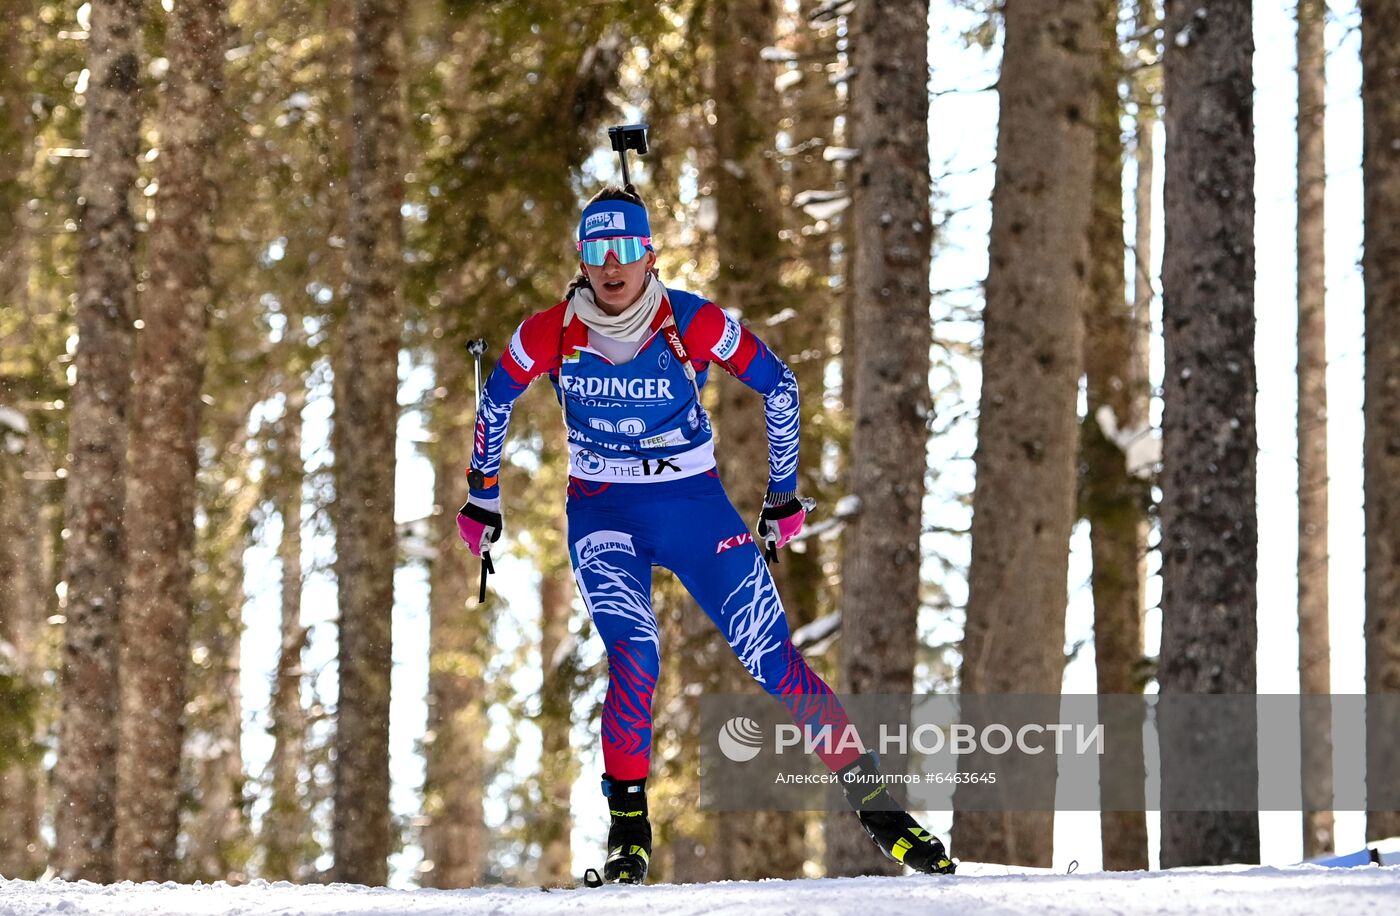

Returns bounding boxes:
[330,0,404,886]
[116,0,225,880]
[0,0,29,253]
[1084,0,1150,873]
[538,546,577,886]
[779,0,841,641]
[709,0,808,882]
[54,0,144,882]
[656,21,725,889]
[0,0,46,878]
[182,399,259,884]
[1296,0,1334,860]
[1131,0,1157,414]
[955,0,1099,868]
[262,374,311,881]
[420,317,488,889]
[183,553,250,883]
[0,422,46,880]
[1157,0,1260,867]
[1361,0,1400,845]
[798,2,868,876]
[829,0,933,878]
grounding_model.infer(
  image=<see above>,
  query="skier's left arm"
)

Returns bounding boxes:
[685,303,810,558]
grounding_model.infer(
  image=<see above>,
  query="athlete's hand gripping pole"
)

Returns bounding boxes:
[458,338,500,602]
[757,495,817,564]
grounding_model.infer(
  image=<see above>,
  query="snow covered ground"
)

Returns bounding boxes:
[3,863,1399,915]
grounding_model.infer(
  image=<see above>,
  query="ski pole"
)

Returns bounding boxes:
[467,338,486,406]
[464,338,495,602]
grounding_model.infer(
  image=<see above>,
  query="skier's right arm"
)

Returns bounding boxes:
[460,309,563,558]
[466,306,565,503]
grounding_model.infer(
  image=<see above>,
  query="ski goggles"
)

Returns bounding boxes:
[577,235,651,267]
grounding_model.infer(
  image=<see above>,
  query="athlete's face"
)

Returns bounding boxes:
[583,248,656,315]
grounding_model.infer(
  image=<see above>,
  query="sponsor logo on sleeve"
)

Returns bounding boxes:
[714,313,743,361]
[508,326,534,372]
[584,211,626,235]
[576,530,637,562]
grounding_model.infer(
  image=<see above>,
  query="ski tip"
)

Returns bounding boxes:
[924,856,957,875]
[583,868,604,888]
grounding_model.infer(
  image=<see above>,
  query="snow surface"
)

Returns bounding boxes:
[3,863,1399,915]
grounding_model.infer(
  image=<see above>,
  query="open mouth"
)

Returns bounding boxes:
[602,279,626,293]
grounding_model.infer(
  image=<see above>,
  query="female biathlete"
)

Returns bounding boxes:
[457,185,954,883]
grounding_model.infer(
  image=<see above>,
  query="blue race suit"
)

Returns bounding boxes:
[469,285,859,779]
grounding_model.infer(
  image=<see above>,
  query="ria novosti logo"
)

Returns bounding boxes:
[717,716,765,763]
[715,718,1105,763]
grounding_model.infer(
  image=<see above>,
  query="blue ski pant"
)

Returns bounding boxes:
[566,469,859,780]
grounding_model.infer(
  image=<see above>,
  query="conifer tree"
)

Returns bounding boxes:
[1158,0,1260,867]
[330,0,405,884]
[1296,0,1334,860]
[1361,0,1400,846]
[54,0,144,880]
[117,0,227,879]
[956,0,1100,868]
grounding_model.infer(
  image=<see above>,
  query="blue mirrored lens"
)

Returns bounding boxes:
[580,237,646,266]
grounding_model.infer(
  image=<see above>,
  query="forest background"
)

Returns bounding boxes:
[1,0,1396,892]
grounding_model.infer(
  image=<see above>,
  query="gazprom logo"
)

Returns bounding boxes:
[508,326,534,372]
[717,716,765,763]
[576,530,635,562]
[584,210,626,235]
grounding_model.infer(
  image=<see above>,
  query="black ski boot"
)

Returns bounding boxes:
[839,753,956,875]
[601,773,651,884]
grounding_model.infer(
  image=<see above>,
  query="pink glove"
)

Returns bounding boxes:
[457,499,503,559]
[757,495,814,563]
